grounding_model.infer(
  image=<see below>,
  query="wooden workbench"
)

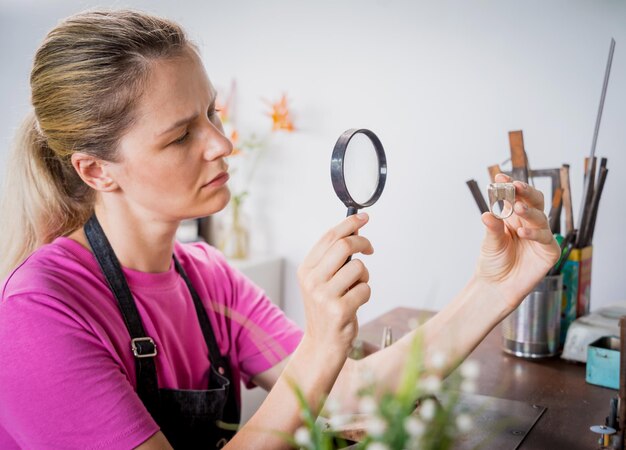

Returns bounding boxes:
[358,307,615,449]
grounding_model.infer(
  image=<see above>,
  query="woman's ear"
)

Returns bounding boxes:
[70,153,119,192]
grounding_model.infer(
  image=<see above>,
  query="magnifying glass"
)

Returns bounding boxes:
[331,128,387,260]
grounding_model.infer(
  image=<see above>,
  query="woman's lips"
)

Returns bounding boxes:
[202,172,229,189]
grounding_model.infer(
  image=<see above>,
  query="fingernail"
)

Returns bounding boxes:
[356,213,368,220]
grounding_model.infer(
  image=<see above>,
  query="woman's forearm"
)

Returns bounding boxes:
[227,335,347,449]
[332,276,513,411]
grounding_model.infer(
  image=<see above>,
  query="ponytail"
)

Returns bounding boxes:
[0,112,92,279]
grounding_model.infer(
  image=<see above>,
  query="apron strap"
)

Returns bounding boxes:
[84,215,161,418]
[173,256,229,372]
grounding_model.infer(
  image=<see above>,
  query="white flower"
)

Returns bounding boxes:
[460,360,480,380]
[367,442,390,450]
[429,352,447,370]
[404,416,425,437]
[366,417,387,437]
[456,414,473,432]
[359,396,378,415]
[419,375,441,393]
[294,426,311,447]
[324,398,340,415]
[461,379,477,394]
[328,414,350,429]
[419,399,437,421]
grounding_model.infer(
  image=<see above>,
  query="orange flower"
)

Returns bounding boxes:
[216,100,229,123]
[229,129,241,155]
[265,94,295,132]
[217,79,237,124]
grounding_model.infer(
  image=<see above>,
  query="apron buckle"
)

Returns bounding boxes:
[131,337,158,358]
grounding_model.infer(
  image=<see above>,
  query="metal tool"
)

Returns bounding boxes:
[583,164,609,247]
[381,326,393,349]
[466,179,489,214]
[509,130,529,183]
[576,38,615,247]
[549,187,563,234]
[560,164,574,235]
[488,164,502,183]
[578,156,597,247]
[590,425,616,448]
[548,229,577,276]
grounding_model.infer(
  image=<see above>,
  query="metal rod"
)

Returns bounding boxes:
[576,38,615,247]
[591,39,615,162]
[578,157,597,247]
[586,167,609,246]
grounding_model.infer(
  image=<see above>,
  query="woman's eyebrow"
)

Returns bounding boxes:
[158,113,199,137]
[157,91,218,137]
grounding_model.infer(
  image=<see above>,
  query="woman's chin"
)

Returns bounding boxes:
[199,187,231,217]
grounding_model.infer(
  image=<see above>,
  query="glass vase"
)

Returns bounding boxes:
[218,196,250,260]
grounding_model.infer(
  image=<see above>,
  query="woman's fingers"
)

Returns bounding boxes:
[513,201,549,229]
[341,282,371,310]
[308,235,374,284]
[481,211,507,251]
[516,226,555,245]
[513,181,545,211]
[325,258,369,296]
[301,213,369,270]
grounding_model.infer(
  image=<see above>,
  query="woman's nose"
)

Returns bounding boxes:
[203,124,233,161]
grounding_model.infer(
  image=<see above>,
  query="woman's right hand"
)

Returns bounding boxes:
[297,213,374,358]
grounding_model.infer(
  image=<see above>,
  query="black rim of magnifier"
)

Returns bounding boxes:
[331,128,387,212]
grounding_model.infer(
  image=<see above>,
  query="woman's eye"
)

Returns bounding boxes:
[172,131,189,145]
[209,108,220,117]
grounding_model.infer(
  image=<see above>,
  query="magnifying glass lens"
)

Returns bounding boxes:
[343,133,381,205]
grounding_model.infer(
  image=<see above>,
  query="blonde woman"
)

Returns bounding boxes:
[0,9,559,450]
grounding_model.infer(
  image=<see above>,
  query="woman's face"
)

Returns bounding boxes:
[107,47,232,222]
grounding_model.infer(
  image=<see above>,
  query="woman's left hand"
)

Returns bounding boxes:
[476,173,561,310]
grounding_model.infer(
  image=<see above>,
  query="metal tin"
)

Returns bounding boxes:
[502,274,563,358]
[586,336,620,390]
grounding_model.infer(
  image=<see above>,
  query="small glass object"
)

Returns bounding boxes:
[488,182,515,219]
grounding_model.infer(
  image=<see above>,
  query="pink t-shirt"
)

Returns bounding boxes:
[0,237,303,449]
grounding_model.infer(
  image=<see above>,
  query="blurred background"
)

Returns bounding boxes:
[1,0,624,328]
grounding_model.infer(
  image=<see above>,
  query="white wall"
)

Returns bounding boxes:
[1,0,625,328]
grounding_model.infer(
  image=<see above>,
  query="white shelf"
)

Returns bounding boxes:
[228,255,284,309]
[227,254,286,424]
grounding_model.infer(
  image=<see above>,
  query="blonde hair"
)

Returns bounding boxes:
[0,9,192,278]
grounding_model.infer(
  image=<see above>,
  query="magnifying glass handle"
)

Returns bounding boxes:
[344,206,358,264]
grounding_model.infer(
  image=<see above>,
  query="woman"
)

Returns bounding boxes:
[0,9,559,450]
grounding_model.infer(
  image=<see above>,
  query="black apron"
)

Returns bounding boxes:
[84,214,240,449]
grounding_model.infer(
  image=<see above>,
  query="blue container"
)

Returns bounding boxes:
[586,336,620,390]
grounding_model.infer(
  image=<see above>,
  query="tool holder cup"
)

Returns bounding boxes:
[502,274,564,358]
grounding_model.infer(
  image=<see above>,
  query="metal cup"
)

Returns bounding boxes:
[502,274,563,358]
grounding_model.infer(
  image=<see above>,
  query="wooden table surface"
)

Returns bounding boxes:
[358,307,615,450]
